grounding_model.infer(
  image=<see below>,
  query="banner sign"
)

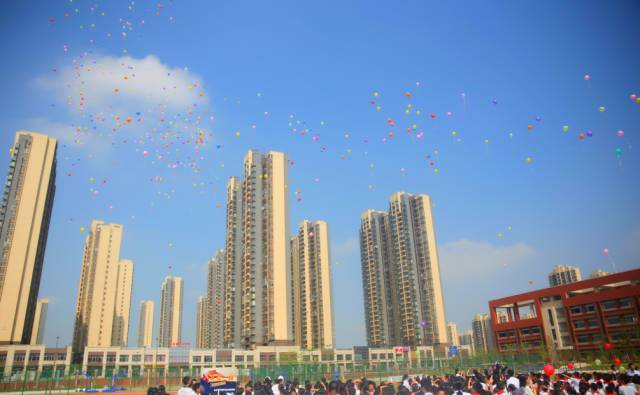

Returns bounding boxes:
[393,346,410,354]
[200,368,238,395]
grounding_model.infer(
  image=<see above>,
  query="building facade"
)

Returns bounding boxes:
[223,150,292,349]
[360,210,396,347]
[290,220,334,349]
[223,177,242,349]
[72,221,133,355]
[489,268,640,353]
[446,322,459,347]
[458,330,475,354]
[30,299,48,345]
[196,296,207,349]
[159,277,183,347]
[590,269,611,279]
[472,314,495,353]
[548,265,582,287]
[0,131,57,345]
[205,250,225,349]
[137,300,154,348]
[360,193,447,347]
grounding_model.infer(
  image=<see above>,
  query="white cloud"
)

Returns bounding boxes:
[439,239,535,277]
[36,54,208,112]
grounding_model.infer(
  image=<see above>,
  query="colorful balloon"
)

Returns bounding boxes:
[526,156,533,164]
[579,133,585,139]
[615,148,622,157]
[543,364,555,376]
[599,106,606,112]
[604,342,612,350]
[617,130,624,137]
[614,358,621,366]
[630,94,637,101]
[583,74,591,81]
[567,362,574,370]
[595,359,601,366]
[587,131,593,137]
[563,125,569,132]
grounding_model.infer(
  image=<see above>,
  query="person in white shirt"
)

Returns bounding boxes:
[506,370,520,389]
[177,376,197,395]
[273,376,284,395]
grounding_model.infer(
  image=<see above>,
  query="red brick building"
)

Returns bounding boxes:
[488,269,640,353]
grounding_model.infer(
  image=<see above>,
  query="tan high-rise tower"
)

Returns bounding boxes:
[223,177,242,348]
[137,300,154,348]
[0,131,57,345]
[205,250,225,348]
[224,150,291,349]
[360,193,447,347]
[196,296,207,349]
[291,220,334,349]
[72,221,134,354]
[159,276,182,347]
[360,210,398,347]
[112,259,133,347]
[447,322,459,346]
[30,299,49,345]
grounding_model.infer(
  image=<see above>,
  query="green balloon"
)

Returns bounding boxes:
[595,359,601,366]
[620,366,627,373]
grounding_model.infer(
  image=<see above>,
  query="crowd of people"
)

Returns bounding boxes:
[150,363,640,395]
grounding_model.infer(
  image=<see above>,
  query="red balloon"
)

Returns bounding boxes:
[544,364,555,376]
[568,362,574,370]
[604,343,612,350]
[614,358,621,366]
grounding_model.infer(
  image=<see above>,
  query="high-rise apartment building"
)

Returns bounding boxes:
[72,221,133,355]
[472,314,495,353]
[205,250,225,349]
[360,210,396,347]
[196,296,207,349]
[291,220,334,349]
[360,193,447,347]
[30,299,49,345]
[223,177,242,348]
[548,265,582,287]
[159,277,183,347]
[137,300,154,348]
[447,322,459,346]
[223,150,291,349]
[458,330,475,354]
[0,131,57,345]
[112,259,133,347]
[590,269,611,278]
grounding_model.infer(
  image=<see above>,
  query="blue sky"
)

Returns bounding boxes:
[1,1,639,348]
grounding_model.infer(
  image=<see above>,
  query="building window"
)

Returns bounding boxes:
[144,355,154,363]
[44,353,55,361]
[193,356,202,363]
[106,355,116,363]
[57,353,66,361]
[28,353,40,362]
[576,335,589,344]
[204,356,213,363]
[156,355,165,362]
[246,355,254,362]
[88,355,102,363]
[119,355,129,363]
[618,298,633,308]
[602,300,617,310]
[574,320,586,329]
[132,355,141,362]
[235,355,244,362]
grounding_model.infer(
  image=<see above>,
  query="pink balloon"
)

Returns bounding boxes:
[583,74,591,81]
[631,94,637,101]
[617,130,624,137]
[603,248,609,256]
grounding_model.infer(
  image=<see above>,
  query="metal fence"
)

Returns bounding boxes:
[1,350,637,394]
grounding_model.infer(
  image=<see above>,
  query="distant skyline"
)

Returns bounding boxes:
[0,1,639,348]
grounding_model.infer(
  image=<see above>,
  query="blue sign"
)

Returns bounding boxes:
[448,346,458,357]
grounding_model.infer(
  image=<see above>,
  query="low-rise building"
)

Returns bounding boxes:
[489,268,640,353]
